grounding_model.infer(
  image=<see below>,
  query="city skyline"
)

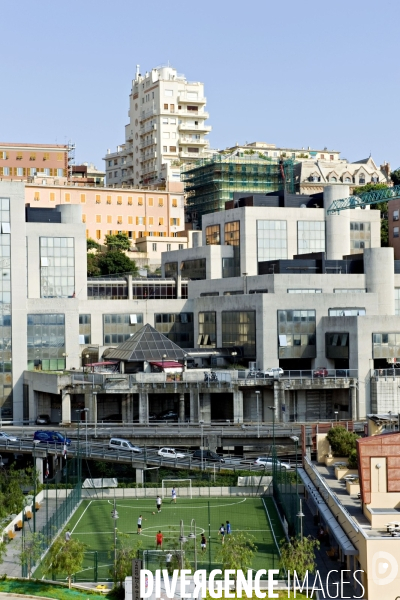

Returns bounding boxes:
[1,0,399,174]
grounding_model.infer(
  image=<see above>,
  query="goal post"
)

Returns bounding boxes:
[161,479,192,499]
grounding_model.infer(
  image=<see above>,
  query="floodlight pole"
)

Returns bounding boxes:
[255,390,260,438]
[111,498,119,580]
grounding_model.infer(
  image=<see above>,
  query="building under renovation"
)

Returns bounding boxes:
[182,154,295,228]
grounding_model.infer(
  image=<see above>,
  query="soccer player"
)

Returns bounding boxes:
[200,533,207,552]
[156,495,162,513]
[137,515,143,534]
[156,530,164,549]
[65,530,71,542]
[226,521,231,534]
[218,523,225,544]
[171,487,177,503]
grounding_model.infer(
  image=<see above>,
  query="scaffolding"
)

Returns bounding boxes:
[182,153,295,227]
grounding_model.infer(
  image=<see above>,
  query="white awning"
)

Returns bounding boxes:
[298,468,358,556]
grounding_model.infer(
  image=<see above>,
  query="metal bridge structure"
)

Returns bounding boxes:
[327,184,400,214]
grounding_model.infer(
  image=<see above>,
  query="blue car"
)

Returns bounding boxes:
[34,431,71,445]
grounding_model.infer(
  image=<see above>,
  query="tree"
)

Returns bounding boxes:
[215,533,256,587]
[112,537,142,587]
[43,534,86,588]
[326,426,359,457]
[97,249,138,276]
[105,233,131,251]
[19,531,45,578]
[87,237,100,251]
[280,536,320,579]
[391,168,400,186]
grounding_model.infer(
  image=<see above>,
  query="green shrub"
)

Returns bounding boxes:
[326,427,359,457]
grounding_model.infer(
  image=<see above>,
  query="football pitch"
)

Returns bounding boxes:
[41,496,285,582]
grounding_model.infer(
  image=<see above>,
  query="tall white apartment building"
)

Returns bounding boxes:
[105,65,211,187]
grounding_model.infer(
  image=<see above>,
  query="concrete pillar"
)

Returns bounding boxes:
[233,389,243,423]
[122,394,133,422]
[200,393,211,422]
[279,385,287,423]
[136,469,144,485]
[350,386,357,421]
[139,391,149,423]
[189,389,199,423]
[364,247,395,315]
[84,392,95,416]
[61,392,71,425]
[176,274,182,299]
[128,274,133,300]
[35,457,44,484]
[273,385,281,423]
[178,393,185,422]
[324,185,350,260]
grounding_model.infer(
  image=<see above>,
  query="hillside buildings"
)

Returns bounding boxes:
[2,179,400,427]
[104,65,211,187]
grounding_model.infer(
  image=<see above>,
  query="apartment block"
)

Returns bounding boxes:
[0,142,69,180]
[24,183,185,243]
[104,65,211,186]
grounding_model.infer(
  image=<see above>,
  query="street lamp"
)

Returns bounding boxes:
[188,518,197,570]
[82,408,89,453]
[268,405,275,448]
[290,435,299,501]
[231,351,237,369]
[162,354,167,371]
[62,352,68,370]
[85,354,90,373]
[297,498,305,540]
[199,420,204,472]
[255,391,261,439]
[111,500,119,580]
[334,410,338,424]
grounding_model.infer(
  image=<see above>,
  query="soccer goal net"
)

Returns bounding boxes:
[161,479,192,499]
[142,549,185,573]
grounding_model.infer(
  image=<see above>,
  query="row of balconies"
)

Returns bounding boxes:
[178,123,212,133]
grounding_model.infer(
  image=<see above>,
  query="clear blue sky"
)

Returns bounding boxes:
[2,0,399,172]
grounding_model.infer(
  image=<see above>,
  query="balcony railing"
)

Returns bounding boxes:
[372,368,400,378]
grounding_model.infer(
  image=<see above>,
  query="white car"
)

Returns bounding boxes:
[157,447,185,459]
[263,367,284,377]
[254,457,291,470]
[0,431,19,442]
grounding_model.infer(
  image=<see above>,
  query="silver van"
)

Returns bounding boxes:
[108,438,141,453]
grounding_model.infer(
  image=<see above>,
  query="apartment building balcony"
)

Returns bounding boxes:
[125,125,134,141]
[140,137,157,149]
[140,123,157,135]
[179,151,205,159]
[178,123,212,133]
[177,109,209,119]
[178,137,209,146]
[177,93,206,104]
[141,108,157,121]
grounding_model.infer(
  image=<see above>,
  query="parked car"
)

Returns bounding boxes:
[157,410,178,422]
[254,457,291,470]
[0,431,19,442]
[157,447,185,459]
[192,449,225,462]
[36,414,51,425]
[263,367,284,378]
[108,438,141,453]
[314,367,328,378]
[133,412,158,422]
[34,431,71,445]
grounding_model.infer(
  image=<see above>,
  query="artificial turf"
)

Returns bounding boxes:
[41,496,285,582]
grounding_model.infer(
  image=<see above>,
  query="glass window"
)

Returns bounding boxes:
[394,227,399,238]
[257,220,287,261]
[393,210,399,221]
[103,313,143,344]
[350,222,371,253]
[27,313,65,371]
[373,332,400,359]
[205,224,220,245]
[198,312,216,347]
[154,313,194,348]
[40,237,75,298]
[224,222,240,277]
[288,289,322,294]
[395,288,400,316]
[297,221,325,254]
[180,258,206,280]
[328,308,366,316]
[334,288,366,293]
[277,310,316,359]
[79,314,91,343]
[222,311,255,357]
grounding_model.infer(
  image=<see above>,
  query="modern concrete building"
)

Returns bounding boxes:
[0,142,70,180]
[3,179,400,427]
[104,65,211,186]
